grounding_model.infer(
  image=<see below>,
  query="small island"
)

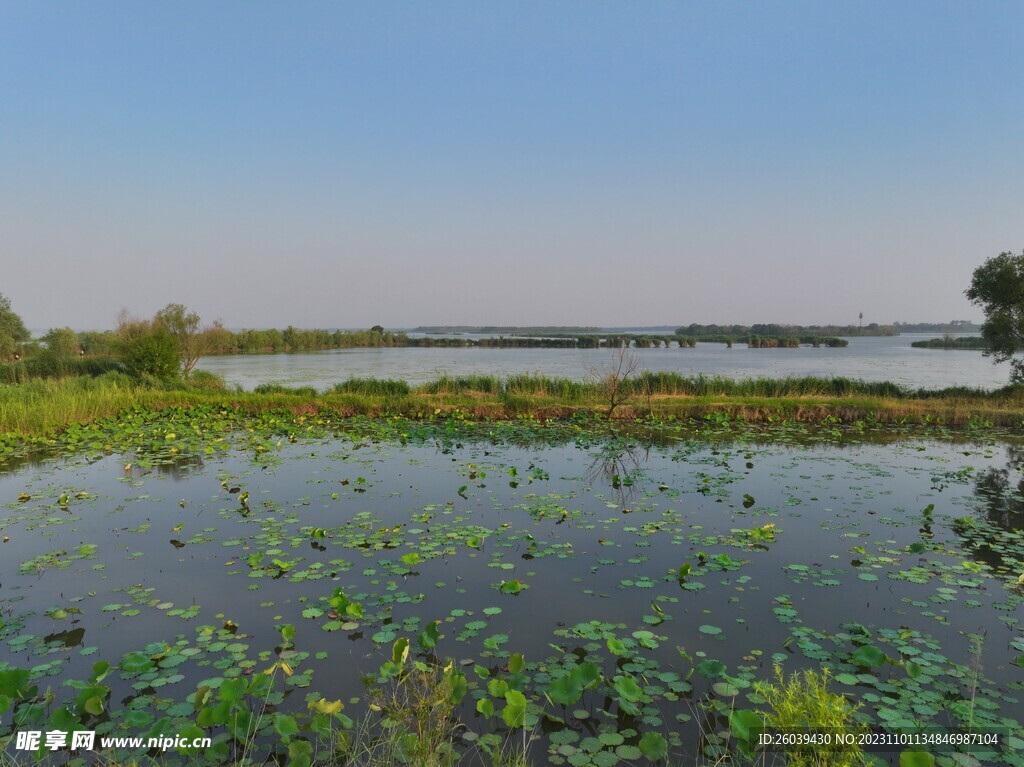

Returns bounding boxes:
[910,336,988,350]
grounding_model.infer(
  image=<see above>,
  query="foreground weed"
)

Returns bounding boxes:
[754,666,868,767]
[366,641,468,767]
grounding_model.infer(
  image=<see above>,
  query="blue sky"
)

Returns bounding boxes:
[2,2,1022,329]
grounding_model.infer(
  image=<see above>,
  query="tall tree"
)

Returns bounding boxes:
[0,293,30,359]
[154,303,208,376]
[965,250,1024,382]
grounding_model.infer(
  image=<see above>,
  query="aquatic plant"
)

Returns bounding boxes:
[365,639,468,767]
[753,666,868,767]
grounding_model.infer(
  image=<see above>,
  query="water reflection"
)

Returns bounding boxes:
[955,445,1024,573]
[44,627,85,649]
[972,445,1024,532]
[119,455,207,484]
[584,441,651,509]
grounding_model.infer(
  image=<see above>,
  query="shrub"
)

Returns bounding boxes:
[92,370,136,388]
[118,326,180,381]
[185,370,228,392]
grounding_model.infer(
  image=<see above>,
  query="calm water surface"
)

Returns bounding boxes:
[2,430,1022,762]
[196,335,1012,391]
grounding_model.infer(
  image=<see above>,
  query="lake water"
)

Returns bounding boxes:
[195,334,1013,391]
[2,423,1021,764]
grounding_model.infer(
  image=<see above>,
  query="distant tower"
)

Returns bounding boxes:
[859,312,863,328]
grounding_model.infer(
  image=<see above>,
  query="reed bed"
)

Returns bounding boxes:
[417,375,504,394]
[252,383,320,397]
[331,378,411,396]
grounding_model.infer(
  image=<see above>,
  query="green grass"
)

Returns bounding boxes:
[330,378,411,396]
[252,383,320,397]
[0,373,148,434]
[418,375,503,394]
[503,374,589,401]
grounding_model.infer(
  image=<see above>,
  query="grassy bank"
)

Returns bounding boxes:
[2,371,1024,436]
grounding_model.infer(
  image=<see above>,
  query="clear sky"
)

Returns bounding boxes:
[2,2,1022,330]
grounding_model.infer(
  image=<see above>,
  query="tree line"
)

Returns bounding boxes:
[0,296,859,385]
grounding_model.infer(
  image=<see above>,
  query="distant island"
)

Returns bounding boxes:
[911,336,988,350]
[675,323,897,337]
[414,326,605,334]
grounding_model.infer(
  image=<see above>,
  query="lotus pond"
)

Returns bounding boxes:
[1,411,1023,766]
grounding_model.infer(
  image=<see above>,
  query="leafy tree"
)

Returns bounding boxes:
[41,327,79,359]
[203,320,232,355]
[154,303,210,376]
[0,293,29,360]
[965,251,1024,382]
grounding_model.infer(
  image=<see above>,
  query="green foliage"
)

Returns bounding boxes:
[419,375,504,394]
[504,374,589,400]
[900,750,936,767]
[154,303,212,375]
[0,356,123,383]
[630,372,906,398]
[117,322,182,380]
[184,369,228,391]
[327,587,364,620]
[911,336,988,350]
[501,689,526,728]
[0,293,29,360]
[367,642,468,767]
[755,666,868,767]
[850,644,888,668]
[78,329,118,356]
[729,708,764,757]
[252,382,319,396]
[638,731,669,760]
[544,661,600,706]
[41,327,79,358]
[218,325,407,353]
[676,322,897,337]
[332,377,411,396]
[966,250,1024,381]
